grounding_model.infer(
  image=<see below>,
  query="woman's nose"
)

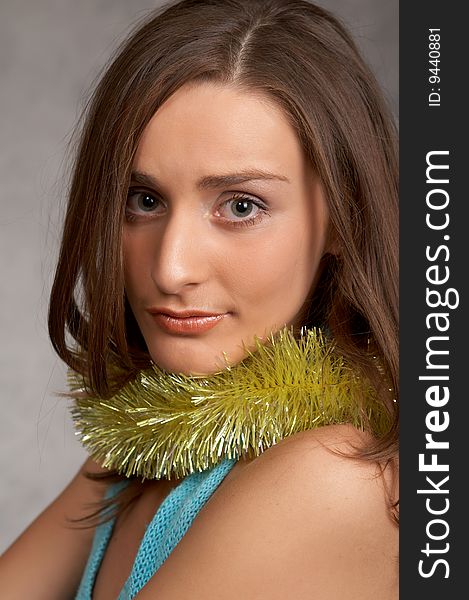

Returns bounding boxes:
[150,210,210,295]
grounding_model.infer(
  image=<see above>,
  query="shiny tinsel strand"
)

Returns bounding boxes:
[69,326,389,480]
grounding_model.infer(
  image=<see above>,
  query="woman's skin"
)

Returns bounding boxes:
[0,82,398,599]
[123,81,331,375]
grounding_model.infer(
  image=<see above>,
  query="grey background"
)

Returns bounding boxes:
[0,0,398,553]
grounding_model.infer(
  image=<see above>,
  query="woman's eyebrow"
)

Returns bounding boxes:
[196,169,291,189]
[130,169,290,189]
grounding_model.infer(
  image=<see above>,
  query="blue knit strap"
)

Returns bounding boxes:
[75,459,237,599]
[75,479,129,599]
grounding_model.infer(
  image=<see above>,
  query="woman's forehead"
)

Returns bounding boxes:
[133,82,309,185]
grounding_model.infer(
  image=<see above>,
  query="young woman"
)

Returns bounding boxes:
[0,0,399,598]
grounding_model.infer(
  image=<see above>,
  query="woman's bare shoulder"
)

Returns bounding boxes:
[135,425,399,599]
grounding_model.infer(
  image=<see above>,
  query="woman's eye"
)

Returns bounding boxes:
[217,194,267,224]
[126,190,164,219]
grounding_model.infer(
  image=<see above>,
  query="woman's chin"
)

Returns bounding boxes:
[145,326,283,376]
[148,346,240,376]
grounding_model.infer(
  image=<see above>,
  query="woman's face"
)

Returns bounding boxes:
[123,82,330,375]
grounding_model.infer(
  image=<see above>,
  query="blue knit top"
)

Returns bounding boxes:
[75,458,236,599]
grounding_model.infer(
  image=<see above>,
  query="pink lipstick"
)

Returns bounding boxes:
[147,308,227,335]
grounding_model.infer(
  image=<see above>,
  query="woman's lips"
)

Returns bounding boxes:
[149,312,227,334]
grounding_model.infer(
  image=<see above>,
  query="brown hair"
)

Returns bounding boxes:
[49,0,398,525]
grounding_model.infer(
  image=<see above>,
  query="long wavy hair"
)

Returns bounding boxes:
[48,0,399,525]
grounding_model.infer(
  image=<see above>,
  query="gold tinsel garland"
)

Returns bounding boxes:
[69,326,389,480]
